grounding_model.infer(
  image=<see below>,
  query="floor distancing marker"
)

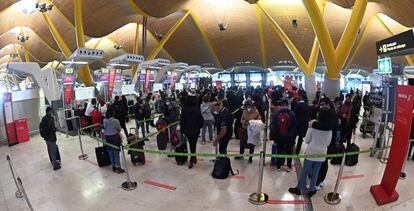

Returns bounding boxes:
[267,200,308,205]
[341,174,365,180]
[145,160,153,163]
[230,175,245,180]
[144,180,177,190]
[196,158,204,162]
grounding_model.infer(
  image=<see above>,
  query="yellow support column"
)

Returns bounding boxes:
[147,11,190,60]
[74,0,94,86]
[189,11,224,69]
[132,22,142,78]
[256,5,267,68]
[12,44,23,62]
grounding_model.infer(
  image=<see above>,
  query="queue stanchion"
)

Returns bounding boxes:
[6,155,24,198]
[248,97,270,205]
[324,152,346,205]
[16,177,33,211]
[120,145,137,191]
[77,117,88,160]
[400,143,410,180]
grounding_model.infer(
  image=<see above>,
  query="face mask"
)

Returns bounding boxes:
[166,102,170,106]
[247,108,252,112]
[213,111,219,115]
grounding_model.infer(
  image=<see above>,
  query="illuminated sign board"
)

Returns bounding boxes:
[377,58,392,74]
[376,29,414,56]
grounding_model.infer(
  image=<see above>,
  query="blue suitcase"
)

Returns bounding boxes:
[271,144,277,165]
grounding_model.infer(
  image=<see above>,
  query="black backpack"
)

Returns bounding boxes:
[39,117,50,139]
[212,157,239,179]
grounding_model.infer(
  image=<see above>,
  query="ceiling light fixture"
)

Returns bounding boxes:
[113,44,123,50]
[17,34,29,42]
[36,2,53,13]
[62,61,88,65]
[109,63,130,67]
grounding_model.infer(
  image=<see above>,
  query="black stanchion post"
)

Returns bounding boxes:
[400,145,410,179]
[120,145,137,191]
[324,153,346,205]
[77,117,88,160]
[17,177,33,211]
[6,155,24,198]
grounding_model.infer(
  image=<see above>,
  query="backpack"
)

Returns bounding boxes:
[91,110,102,128]
[212,157,239,179]
[39,117,50,139]
[277,111,291,137]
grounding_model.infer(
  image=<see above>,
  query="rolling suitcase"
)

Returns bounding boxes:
[330,143,346,165]
[128,128,145,165]
[156,132,168,150]
[95,146,111,167]
[175,132,188,165]
[271,143,277,166]
[345,135,359,166]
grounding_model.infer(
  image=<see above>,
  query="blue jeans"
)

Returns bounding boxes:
[202,120,214,142]
[297,159,323,192]
[107,149,121,167]
[135,120,145,138]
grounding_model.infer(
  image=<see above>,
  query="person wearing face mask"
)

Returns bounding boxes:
[212,100,233,154]
[293,93,312,154]
[235,100,261,163]
[340,94,353,149]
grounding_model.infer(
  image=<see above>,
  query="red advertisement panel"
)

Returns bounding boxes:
[370,85,414,205]
[65,85,72,105]
[15,119,29,143]
[145,69,151,93]
[3,93,17,146]
[108,67,116,99]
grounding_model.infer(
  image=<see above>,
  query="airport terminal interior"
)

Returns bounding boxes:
[1,0,414,210]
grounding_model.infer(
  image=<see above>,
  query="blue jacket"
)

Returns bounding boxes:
[270,108,297,141]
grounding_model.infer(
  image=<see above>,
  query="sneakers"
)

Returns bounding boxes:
[53,165,61,171]
[319,182,325,187]
[286,168,292,173]
[248,157,253,163]
[201,141,206,145]
[115,167,125,174]
[288,187,301,195]
[306,185,320,191]
[277,168,282,172]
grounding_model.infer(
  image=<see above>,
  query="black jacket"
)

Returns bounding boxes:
[42,115,57,142]
[180,106,203,139]
[294,101,311,136]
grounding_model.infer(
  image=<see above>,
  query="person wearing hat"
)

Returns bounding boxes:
[235,100,261,163]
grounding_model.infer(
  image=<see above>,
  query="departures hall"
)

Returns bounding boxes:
[1,0,414,210]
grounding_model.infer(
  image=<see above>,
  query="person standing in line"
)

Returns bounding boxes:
[212,100,233,154]
[293,93,311,154]
[133,97,146,138]
[85,98,97,135]
[180,96,204,169]
[143,98,152,134]
[340,94,353,148]
[235,100,261,163]
[148,94,156,127]
[200,95,214,145]
[288,108,332,198]
[103,106,125,174]
[40,107,61,170]
[112,96,128,137]
[270,99,297,172]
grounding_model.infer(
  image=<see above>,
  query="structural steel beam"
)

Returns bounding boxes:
[257,3,322,76]
[131,20,142,78]
[256,5,267,68]
[74,0,93,86]
[147,11,190,60]
[302,0,368,80]
[345,15,377,69]
[12,43,23,62]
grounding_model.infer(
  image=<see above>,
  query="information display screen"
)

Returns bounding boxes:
[153,83,163,91]
[234,74,246,82]
[121,84,136,95]
[219,73,231,82]
[75,87,95,100]
[250,73,262,82]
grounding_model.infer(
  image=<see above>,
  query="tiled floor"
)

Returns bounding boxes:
[0,122,413,211]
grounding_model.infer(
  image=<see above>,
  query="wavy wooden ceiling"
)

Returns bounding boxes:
[0,0,413,73]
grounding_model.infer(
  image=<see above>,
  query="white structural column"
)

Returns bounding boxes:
[304,74,317,102]
[322,77,341,99]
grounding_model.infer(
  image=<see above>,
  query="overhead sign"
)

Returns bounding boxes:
[75,87,95,101]
[377,58,392,74]
[392,61,404,76]
[153,83,163,91]
[121,84,136,95]
[376,29,414,56]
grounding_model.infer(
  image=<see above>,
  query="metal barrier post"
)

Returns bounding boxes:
[400,145,410,179]
[17,177,33,211]
[248,97,270,205]
[324,153,346,205]
[77,117,88,160]
[120,145,137,191]
[6,155,24,198]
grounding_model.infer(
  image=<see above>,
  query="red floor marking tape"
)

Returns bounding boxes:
[341,174,365,180]
[84,159,99,167]
[145,160,153,163]
[144,180,177,190]
[230,175,245,180]
[196,158,204,162]
[267,200,308,205]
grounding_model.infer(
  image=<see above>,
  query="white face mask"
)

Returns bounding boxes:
[213,111,219,115]
[247,108,252,112]
[166,102,170,106]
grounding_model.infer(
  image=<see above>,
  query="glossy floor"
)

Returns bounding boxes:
[0,123,413,211]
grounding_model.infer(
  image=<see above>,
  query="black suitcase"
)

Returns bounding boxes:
[175,143,188,165]
[330,144,345,165]
[128,129,145,165]
[48,145,61,163]
[345,143,360,166]
[157,133,168,150]
[95,146,111,167]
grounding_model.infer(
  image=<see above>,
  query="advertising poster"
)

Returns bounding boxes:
[65,85,72,105]
[145,69,151,93]
[108,67,116,98]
